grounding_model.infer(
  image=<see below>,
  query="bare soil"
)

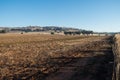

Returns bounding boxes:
[0,34,114,80]
[45,36,114,80]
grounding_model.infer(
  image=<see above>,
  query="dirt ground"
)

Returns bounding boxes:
[0,34,114,80]
[45,36,114,80]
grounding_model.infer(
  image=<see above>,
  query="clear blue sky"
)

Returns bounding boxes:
[0,0,120,32]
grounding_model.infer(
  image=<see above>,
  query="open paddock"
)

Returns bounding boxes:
[0,34,114,80]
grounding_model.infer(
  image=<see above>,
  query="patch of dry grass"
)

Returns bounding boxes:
[112,34,120,80]
[113,34,120,55]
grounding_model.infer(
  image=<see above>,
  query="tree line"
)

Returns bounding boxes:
[64,30,93,35]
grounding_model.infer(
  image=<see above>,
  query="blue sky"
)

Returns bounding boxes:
[0,0,120,32]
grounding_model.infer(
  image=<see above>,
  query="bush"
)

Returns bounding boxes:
[51,32,54,35]
[0,30,6,33]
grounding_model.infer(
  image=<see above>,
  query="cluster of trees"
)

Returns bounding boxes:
[64,30,93,35]
[0,30,6,33]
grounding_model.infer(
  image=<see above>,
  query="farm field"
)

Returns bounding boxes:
[0,34,114,80]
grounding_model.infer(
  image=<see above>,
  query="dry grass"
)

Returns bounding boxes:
[0,33,110,79]
[114,34,120,44]
[113,34,120,57]
[113,34,120,80]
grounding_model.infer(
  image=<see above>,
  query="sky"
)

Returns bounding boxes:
[0,0,120,32]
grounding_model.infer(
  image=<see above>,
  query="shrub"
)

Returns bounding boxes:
[51,32,54,35]
[0,30,6,33]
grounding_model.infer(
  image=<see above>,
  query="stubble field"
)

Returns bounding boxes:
[0,34,114,80]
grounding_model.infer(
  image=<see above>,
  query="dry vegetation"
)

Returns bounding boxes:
[114,34,120,52]
[112,34,120,80]
[0,34,114,80]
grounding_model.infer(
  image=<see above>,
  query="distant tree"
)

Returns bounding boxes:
[51,32,54,35]
[64,31,73,35]
[64,32,68,35]
[21,32,23,34]
[81,30,93,35]
[0,30,6,33]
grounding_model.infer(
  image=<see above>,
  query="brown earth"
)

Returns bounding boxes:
[45,36,114,80]
[0,34,114,80]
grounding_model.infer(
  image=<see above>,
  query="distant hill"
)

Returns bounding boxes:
[0,26,119,35]
[0,26,93,34]
[0,26,90,32]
